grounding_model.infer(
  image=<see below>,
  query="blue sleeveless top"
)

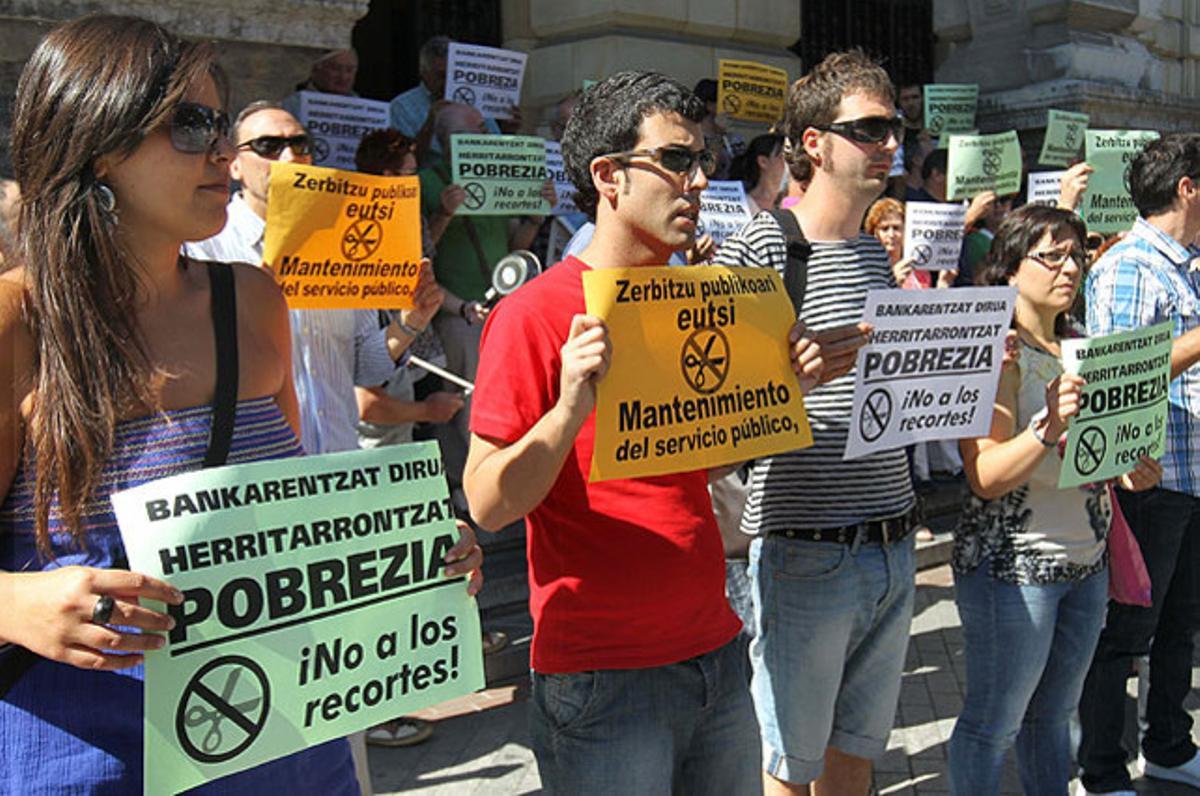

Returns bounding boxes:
[0,397,359,794]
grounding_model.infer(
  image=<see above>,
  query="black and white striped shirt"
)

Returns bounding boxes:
[715,211,915,532]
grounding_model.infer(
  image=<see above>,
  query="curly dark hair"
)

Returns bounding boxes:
[560,71,705,219]
[1129,132,1200,218]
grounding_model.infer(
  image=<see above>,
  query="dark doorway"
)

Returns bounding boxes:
[352,0,504,102]
[792,0,935,86]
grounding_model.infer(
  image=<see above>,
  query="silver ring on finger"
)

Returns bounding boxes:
[91,594,115,625]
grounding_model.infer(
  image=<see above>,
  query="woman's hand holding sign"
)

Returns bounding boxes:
[443,520,485,596]
[1117,457,1162,493]
[4,565,183,671]
[1043,373,1086,441]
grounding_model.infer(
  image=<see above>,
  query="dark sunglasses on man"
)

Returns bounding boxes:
[237,134,314,160]
[812,115,904,145]
[167,102,231,154]
[600,145,718,178]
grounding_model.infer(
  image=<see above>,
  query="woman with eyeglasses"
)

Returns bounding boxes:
[0,15,358,792]
[947,204,1161,794]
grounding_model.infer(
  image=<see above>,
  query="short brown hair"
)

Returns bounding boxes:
[782,50,894,179]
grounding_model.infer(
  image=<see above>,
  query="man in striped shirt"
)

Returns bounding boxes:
[1080,133,1200,795]
[715,51,915,795]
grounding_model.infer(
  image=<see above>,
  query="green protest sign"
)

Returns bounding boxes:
[1084,129,1160,234]
[111,443,484,794]
[1059,322,1172,488]
[1039,109,1088,167]
[450,133,550,215]
[923,84,978,136]
[946,131,1022,201]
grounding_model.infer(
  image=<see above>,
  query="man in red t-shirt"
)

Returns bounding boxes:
[464,71,823,794]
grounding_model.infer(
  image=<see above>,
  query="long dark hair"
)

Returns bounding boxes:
[11,15,223,555]
[730,134,783,192]
[975,204,1087,338]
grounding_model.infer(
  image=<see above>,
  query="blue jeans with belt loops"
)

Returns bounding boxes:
[948,562,1107,795]
[529,638,760,795]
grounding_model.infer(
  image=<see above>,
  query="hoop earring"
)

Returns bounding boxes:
[95,182,116,214]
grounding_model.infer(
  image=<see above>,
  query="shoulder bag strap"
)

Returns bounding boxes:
[766,208,812,316]
[203,261,239,468]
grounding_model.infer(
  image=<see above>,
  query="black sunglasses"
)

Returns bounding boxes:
[812,115,904,145]
[602,146,718,178]
[168,102,231,155]
[237,134,313,160]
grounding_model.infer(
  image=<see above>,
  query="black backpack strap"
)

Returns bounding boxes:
[203,262,239,468]
[766,208,812,316]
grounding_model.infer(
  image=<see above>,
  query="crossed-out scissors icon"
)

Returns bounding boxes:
[681,328,729,394]
[185,667,262,753]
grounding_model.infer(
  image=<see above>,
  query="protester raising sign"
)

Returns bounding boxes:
[111,443,484,795]
[1059,323,1172,488]
[1027,171,1066,207]
[902,201,967,271]
[946,131,1023,201]
[1039,109,1089,168]
[583,266,812,481]
[262,162,423,310]
[449,134,550,216]
[444,42,527,120]
[1084,129,1161,234]
[843,287,1017,460]
[697,181,753,247]
[923,84,978,137]
[716,59,788,124]
[294,92,390,171]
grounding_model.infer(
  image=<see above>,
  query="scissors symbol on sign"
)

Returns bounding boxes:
[681,327,730,394]
[184,667,262,753]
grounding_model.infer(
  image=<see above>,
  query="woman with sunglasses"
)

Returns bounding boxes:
[0,15,358,792]
[948,204,1161,794]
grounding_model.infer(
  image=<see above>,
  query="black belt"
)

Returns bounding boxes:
[768,507,919,546]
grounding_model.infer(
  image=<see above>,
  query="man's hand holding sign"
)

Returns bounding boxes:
[582,265,819,481]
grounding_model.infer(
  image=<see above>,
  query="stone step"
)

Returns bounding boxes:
[481,604,533,685]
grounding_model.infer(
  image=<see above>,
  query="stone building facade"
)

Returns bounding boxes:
[2,1,1198,174]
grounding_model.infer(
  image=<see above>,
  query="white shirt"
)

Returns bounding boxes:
[184,194,396,454]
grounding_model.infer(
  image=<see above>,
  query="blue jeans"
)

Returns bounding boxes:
[749,533,915,784]
[948,563,1107,795]
[529,638,760,795]
[1079,487,1200,792]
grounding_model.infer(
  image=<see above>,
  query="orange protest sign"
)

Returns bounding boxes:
[262,162,422,309]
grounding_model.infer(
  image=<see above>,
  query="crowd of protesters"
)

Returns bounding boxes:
[3,12,1200,796]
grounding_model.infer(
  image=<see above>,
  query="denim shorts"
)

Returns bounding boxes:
[748,532,916,784]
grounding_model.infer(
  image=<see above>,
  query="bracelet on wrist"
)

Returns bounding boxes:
[1028,409,1056,448]
[398,318,425,337]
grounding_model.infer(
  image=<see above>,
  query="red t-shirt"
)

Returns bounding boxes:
[470,256,740,673]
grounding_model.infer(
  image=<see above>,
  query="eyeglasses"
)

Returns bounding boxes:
[168,102,231,154]
[600,146,718,178]
[1026,249,1087,271]
[812,115,904,145]
[237,134,313,160]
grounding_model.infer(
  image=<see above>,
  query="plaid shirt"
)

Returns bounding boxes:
[1087,217,1200,495]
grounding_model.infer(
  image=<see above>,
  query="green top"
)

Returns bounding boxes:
[419,161,511,301]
